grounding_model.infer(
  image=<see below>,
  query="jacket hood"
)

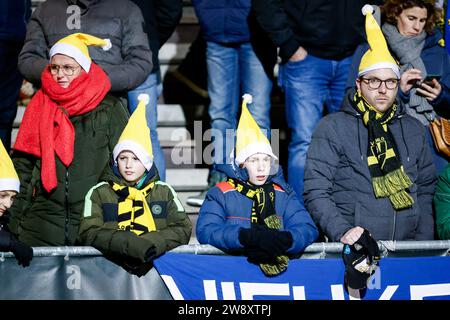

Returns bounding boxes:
[101,161,160,188]
[215,162,294,193]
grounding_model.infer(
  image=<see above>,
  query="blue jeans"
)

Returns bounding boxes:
[206,41,272,171]
[127,71,166,181]
[0,39,23,151]
[279,54,353,202]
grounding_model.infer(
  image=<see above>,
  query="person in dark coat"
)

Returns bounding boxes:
[304,6,437,243]
[0,139,33,267]
[78,95,191,277]
[197,95,318,276]
[8,33,128,246]
[346,0,450,174]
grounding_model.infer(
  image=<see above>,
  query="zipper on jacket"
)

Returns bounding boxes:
[64,170,70,245]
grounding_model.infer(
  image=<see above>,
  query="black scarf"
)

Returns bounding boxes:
[353,91,414,209]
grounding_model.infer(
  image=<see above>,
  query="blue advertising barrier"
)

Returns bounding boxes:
[154,252,450,300]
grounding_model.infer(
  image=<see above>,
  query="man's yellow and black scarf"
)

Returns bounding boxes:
[110,181,156,235]
[353,91,414,209]
[228,178,288,276]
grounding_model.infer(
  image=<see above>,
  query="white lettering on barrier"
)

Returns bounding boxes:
[410,284,450,300]
[240,283,290,300]
[221,282,237,300]
[66,265,81,290]
[161,275,450,300]
[160,275,185,300]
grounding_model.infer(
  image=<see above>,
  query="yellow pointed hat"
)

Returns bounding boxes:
[0,140,20,193]
[49,32,112,72]
[113,94,153,170]
[235,94,277,164]
[358,5,400,78]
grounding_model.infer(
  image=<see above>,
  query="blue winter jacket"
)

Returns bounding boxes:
[346,28,450,118]
[196,163,319,254]
[0,0,31,40]
[192,0,251,43]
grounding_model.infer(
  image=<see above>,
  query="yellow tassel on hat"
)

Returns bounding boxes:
[358,5,400,78]
[0,140,20,193]
[49,33,112,72]
[235,94,277,164]
[113,94,154,171]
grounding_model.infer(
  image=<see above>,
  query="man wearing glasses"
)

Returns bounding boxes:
[303,6,436,244]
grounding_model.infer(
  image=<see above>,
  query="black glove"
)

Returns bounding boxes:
[0,231,12,251]
[121,256,154,278]
[354,229,380,264]
[342,230,379,291]
[10,235,33,267]
[246,247,275,265]
[239,225,293,259]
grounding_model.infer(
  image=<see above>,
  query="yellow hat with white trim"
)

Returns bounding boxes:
[0,140,20,193]
[358,5,400,78]
[235,94,277,164]
[113,94,153,170]
[49,33,112,72]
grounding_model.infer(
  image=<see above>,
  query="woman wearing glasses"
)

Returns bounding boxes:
[347,0,450,174]
[7,33,128,246]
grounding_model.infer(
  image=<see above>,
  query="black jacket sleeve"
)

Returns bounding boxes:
[251,0,299,62]
[155,0,183,48]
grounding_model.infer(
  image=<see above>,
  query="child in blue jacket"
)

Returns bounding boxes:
[196,95,318,276]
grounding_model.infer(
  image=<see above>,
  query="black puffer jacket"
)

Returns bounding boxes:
[304,88,437,241]
[18,0,152,93]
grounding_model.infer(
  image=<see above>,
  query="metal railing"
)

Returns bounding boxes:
[2,241,450,260]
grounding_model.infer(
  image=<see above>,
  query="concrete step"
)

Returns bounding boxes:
[162,140,198,169]
[13,104,186,128]
[177,191,202,214]
[159,43,190,64]
[187,213,200,245]
[166,168,208,191]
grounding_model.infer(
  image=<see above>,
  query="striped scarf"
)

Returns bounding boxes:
[228,178,288,276]
[110,181,156,235]
[353,91,414,210]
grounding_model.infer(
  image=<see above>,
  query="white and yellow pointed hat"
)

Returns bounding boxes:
[113,94,153,170]
[0,140,20,193]
[235,94,277,164]
[49,32,112,72]
[358,5,400,78]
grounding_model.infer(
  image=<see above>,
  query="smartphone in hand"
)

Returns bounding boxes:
[422,74,441,86]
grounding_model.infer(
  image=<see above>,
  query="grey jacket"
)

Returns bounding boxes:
[18,0,152,93]
[304,88,437,241]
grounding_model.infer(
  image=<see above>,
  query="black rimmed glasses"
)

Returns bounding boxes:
[360,77,399,90]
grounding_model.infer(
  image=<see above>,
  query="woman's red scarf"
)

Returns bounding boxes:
[14,63,111,193]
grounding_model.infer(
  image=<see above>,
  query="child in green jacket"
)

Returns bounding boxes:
[78,94,192,276]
